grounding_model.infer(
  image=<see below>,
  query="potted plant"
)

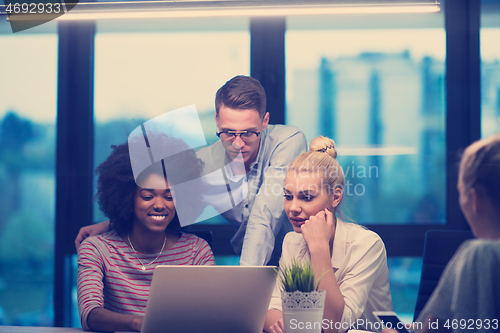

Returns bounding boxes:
[279,259,326,333]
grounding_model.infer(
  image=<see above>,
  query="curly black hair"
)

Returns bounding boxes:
[95,134,205,235]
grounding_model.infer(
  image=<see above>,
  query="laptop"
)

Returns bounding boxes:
[140,265,277,333]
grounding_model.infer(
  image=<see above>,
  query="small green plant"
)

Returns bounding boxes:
[278,259,322,293]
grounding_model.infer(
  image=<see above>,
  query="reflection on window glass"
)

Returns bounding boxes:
[387,257,422,321]
[93,18,250,223]
[0,27,57,325]
[286,16,446,225]
[481,1,500,137]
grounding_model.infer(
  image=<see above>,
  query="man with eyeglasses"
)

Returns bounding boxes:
[75,75,306,266]
[196,75,306,266]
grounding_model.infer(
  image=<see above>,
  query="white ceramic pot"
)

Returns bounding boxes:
[281,290,326,333]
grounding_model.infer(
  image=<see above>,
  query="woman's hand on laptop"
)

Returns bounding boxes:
[132,315,144,331]
[267,319,284,333]
[264,309,285,333]
[87,307,144,332]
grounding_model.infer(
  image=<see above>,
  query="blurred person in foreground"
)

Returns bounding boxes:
[384,134,500,333]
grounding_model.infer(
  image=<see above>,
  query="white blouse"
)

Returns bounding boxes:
[269,219,393,332]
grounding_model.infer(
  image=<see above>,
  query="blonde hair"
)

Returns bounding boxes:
[289,136,345,196]
[461,134,500,208]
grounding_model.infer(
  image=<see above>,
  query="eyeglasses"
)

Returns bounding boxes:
[216,130,261,142]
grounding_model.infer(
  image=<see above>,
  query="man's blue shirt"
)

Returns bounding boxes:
[196,124,306,266]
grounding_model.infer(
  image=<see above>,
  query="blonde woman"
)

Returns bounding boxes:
[265,136,392,333]
[384,134,500,333]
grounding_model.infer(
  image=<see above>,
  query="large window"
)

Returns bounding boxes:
[0,22,57,325]
[481,0,500,138]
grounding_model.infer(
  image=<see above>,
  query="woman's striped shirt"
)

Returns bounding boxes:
[77,229,215,331]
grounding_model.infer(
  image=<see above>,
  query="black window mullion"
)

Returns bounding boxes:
[444,0,481,231]
[54,20,95,327]
[250,17,286,125]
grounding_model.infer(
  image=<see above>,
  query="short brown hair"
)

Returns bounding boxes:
[215,75,267,118]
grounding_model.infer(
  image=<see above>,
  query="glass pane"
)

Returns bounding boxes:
[481,0,500,138]
[93,17,250,223]
[387,257,422,322]
[286,13,446,224]
[0,22,57,326]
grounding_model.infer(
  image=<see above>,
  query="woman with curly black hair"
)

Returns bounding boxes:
[77,136,214,332]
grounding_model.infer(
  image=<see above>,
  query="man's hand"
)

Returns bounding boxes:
[264,309,284,333]
[266,318,285,333]
[75,220,111,252]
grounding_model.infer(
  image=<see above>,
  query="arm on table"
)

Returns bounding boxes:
[87,308,143,332]
[264,309,284,333]
[239,131,306,266]
[77,239,142,332]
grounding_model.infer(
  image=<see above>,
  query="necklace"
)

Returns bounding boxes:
[127,234,167,271]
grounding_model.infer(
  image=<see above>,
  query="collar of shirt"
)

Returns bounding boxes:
[331,218,349,269]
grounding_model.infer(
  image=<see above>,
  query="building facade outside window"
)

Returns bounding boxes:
[0,21,58,326]
[482,0,500,138]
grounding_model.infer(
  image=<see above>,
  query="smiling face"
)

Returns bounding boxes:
[133,173,176,234]
[215,105,269,169]
[284,170,335,233]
